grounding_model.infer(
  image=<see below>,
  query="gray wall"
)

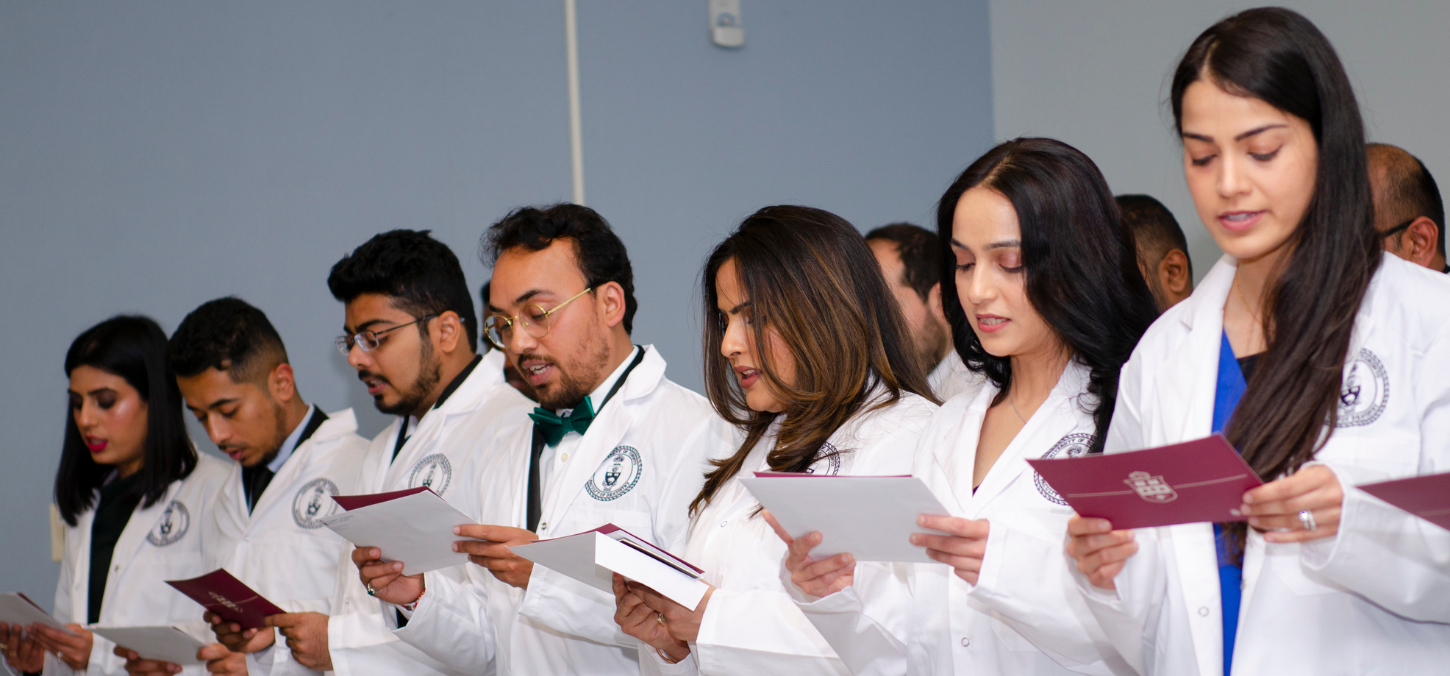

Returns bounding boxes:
[0,2,994,607]
[990,0,1450,280]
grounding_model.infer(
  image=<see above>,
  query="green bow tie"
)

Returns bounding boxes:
[528,396,596,447]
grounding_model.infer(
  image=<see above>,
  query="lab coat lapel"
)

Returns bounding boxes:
[968,361,1090,516]
[70,504,98,622]
[102,478,184,610]
[541,348,663,526]
[1163,256,1236,444]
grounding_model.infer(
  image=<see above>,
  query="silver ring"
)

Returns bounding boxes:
[1299,510,1317,531]
[366,581,377,597]
[656,613,667,626]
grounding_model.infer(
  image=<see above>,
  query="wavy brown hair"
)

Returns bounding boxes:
[1171,8,1380,560]
[690,206,935,516]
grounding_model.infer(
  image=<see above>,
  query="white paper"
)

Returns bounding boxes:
[320,490,475,576]
[511,529,711,610]
[741,475,951,563]
[91,625,206,665]
[0,593,76,635]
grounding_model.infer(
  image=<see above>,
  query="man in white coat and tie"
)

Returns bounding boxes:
[355,204,736,675]
[116,297,372,676]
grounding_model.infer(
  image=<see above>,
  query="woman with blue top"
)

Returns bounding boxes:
[1066,8,1450,676]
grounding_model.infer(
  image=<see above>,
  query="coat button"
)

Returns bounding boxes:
[539,522,548,531]
[720,520,728,528]
[561,453,570,463]
[1198,606,1210,617]
[960,638,970,647]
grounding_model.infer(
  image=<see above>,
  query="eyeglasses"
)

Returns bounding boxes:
[483,287,592,350]
[1381,218,1417,241]
[335,315,437,356]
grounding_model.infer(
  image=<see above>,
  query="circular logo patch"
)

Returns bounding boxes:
[409,454,453,496]
[292,478,340,529]
[1034,433,1094,506]
[585,446,643,501]
[146,500,190,547]
[805,442,842,476]
[1337,349,1389,428]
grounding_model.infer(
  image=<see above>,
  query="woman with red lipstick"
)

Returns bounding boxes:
[1066,8,1450,676]
[773,138,1158,676]
[610,205,938,674]
[0,316,227,676]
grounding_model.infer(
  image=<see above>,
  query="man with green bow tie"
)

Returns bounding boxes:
[358,204,736,676]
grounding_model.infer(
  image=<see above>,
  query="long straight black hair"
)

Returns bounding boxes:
[56,316,197,526]
[937,138,1159,453]
[1171,8,1380,557]
[692,206,934,516]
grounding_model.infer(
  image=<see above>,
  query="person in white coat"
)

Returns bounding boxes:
[113,297,373,676]
[775,140,1158,676]
[611,205,939,675]
[356,204,735,675]
[1,316,229,676]
[865,223,987,403]
[1066,9,1450,676]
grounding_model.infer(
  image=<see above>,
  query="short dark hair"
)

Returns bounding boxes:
[1368,143,1445,259]
[57,316,197,525]
[328,230,479,349]
[481,204,637,333]
[864,223,941,302]
[1116,194,1194,279]
[168,297,288,384]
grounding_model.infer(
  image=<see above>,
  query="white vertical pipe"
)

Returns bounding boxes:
[565,0,585,205]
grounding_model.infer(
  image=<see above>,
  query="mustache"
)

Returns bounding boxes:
[515,351,557,368]
[357,370,390,385]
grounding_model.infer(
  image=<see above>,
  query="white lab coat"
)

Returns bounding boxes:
[37,453,230,676]
[202,409,370,675]
[311,349,533,676]
[391,345,737,676]
[787,361,1131,676]
[1079,254,1450,676]
[928,351,985,404]
[637,387,937,676]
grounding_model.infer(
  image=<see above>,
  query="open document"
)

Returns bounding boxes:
[1359,471,1450,531]
[511,524,711,610]
[1027,434,1263,530]
[91,625,206,665]
[320,486,476,575]
[740,474,951,564]
[0,592,77,635]
[165,569,285,630]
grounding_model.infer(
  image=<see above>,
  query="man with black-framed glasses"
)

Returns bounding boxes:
[1369,143,1447,273]
[210,229,531,676]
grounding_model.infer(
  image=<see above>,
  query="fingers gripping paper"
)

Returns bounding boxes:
[740,474,952,564]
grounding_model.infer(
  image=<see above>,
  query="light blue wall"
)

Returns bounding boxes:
[0,2,993,608]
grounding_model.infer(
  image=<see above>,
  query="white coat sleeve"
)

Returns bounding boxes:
[515,562,632,647]
[1071,352,1165,676]
[1299,321,1450,623]
[970,512,1137,675]
[386,567,496,675]
[785,561,909,676]
[693,586,849,676]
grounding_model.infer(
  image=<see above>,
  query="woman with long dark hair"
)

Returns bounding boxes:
[1067,8,1450,675]
[775,138,1157,675]
[609,205,938,674]
[0,316,228,676]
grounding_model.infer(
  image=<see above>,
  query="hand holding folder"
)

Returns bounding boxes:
[321,486,477,576]
[511,524,711,610]
[165,569,285,631]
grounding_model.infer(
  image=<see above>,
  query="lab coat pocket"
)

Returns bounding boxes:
[1269,544,1349,597]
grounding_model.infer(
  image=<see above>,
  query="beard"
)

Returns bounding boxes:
[529,335,612,411]
[373,339,442,416]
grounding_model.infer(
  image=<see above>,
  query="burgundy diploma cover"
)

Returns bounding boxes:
[165,569,286,630]
[1026,434,1263,529]
[331,485,434,511]
[1358,471,1450,531]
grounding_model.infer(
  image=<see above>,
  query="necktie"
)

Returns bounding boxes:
[528,397,597,447]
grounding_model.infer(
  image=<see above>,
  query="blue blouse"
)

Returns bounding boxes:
[1211,331,1256,676]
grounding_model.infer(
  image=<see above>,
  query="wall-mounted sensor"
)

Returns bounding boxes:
[710,0,744,48]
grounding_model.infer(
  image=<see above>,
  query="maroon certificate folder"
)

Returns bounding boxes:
[331,485,434,511]
[1026,435,1263,529]
[166,569,285,630]
[1358,471,1450,531]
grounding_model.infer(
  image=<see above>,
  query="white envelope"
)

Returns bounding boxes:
[0,592,77,635]
[320,490,475,576]
[511,525,711,610]
[741,474,950,563]
[90,625,206,665]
